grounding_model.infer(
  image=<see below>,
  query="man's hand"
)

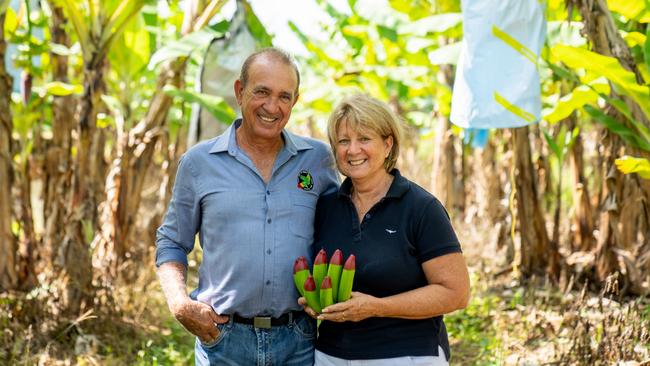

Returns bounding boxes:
[172,298,230,344]
[157,262,229,344]
[298,296,319,318]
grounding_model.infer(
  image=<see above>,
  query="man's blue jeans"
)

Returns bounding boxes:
[195,312,316,365]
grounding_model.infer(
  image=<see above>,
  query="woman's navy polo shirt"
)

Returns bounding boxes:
[313,169,461,361]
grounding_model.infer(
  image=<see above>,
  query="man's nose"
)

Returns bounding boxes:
[263,97,281,113]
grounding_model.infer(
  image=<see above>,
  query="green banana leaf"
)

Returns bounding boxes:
[584,104,650,152]
[543,81,610,124]
[148,27,224,69]
[163,86,236,125]
[552,44,650,120]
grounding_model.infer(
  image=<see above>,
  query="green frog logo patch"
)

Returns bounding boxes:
[297,170,314,191]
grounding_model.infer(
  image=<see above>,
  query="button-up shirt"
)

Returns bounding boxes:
[156,119,339,318]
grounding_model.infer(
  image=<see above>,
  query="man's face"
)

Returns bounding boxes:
[234,56,299,142]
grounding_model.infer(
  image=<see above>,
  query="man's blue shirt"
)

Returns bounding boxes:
[156,119,339,318]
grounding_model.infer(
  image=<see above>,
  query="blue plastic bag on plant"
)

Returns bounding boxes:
[450,0,546,129]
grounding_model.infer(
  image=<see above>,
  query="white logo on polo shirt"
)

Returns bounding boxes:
[385,229,397,234]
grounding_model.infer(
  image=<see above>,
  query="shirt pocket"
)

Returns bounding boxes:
[289,193,318,239]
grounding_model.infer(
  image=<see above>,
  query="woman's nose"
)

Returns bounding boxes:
[348,140,361,153]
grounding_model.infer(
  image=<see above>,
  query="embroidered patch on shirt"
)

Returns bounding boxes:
[297,170,314,191]
[385,229,397,234]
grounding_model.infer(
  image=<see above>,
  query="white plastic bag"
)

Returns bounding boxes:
[450,0,546,128]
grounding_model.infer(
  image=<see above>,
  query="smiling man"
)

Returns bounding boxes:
[155,48,339,365]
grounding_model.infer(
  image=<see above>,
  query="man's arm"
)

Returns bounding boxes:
[155,156,227,343]
[157,262,228,343]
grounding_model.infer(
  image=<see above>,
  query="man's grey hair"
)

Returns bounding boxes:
[239,47,300,95]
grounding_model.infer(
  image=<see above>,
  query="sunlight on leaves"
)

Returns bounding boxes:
[615,155,650,179]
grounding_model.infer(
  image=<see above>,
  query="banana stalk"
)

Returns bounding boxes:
[319,276,334,309]
[303,275,322,313]
[313,248,328,290]
[293,256,310,296]
[327,249,343,302]
[337,254,356,302]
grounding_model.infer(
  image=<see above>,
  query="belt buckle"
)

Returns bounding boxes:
[253,316,272,329]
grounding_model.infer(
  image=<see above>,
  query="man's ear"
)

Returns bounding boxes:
[234,79,243,104]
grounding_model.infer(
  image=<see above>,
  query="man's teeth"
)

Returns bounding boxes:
[260,115,276,122]
[349,159,366,166]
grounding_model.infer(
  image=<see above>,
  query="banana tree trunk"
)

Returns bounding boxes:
[0,10,17,290]
[92,57,188,279]
[513,126,559,279]
[43,4,76,269]
[570,0,650,293]
[57,49,107,312]
[567,115,595,251]
[431,64,457,210]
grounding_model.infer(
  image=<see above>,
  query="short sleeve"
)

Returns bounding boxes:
[414,198,462,263]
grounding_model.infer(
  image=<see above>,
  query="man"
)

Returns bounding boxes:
[155,48,338,365]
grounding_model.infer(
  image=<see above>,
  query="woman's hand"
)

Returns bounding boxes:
[298,296,319,319]
[317,292,379,322]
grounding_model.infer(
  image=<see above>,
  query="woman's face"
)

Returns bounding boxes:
[334,119,393,181]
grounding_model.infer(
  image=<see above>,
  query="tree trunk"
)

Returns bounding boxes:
[43,4,76,269]
[570,0,650,293]
[56,48,107,312]
[0,11,18,290]
[567,115,595,251]
[513,126,559,279]
[92,55,189,280]
[431,64,457,210]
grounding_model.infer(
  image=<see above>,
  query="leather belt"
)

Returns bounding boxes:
[232,312,297,329]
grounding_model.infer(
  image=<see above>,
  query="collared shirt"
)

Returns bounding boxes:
[313,169,461,360]
[156,119,339,318]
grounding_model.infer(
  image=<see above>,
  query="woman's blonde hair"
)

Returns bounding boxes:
[327,94,403,172]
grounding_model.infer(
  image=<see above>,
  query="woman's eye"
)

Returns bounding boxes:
[338,139,349,144]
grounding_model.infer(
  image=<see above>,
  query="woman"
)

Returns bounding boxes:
[301,94,470,365]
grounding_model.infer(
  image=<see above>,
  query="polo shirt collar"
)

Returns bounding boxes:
[337,169,410,198]
[208,118,312,156]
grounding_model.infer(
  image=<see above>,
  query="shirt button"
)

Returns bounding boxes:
[365,213,371,219]
[266,249,271,254]
[266,281,271,285]
[267,218,272,224]
[266,190,270,195]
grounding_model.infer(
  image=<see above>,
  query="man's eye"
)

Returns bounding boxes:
[280,95,292,103]
[254,90,268,96]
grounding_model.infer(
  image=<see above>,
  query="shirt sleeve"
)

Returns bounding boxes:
[414,197,462,263]
[318,147,340,196]
[155,155,201,267]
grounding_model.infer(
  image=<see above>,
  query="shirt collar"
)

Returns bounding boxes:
[208,118,312,156]
[337,169,410,198]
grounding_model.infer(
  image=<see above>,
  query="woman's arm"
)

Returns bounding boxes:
[317,252,470,322]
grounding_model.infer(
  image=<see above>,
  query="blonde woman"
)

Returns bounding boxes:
[301,94,470,365]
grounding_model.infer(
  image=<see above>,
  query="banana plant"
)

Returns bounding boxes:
[542,124,579,244]
[290,0,461,130]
